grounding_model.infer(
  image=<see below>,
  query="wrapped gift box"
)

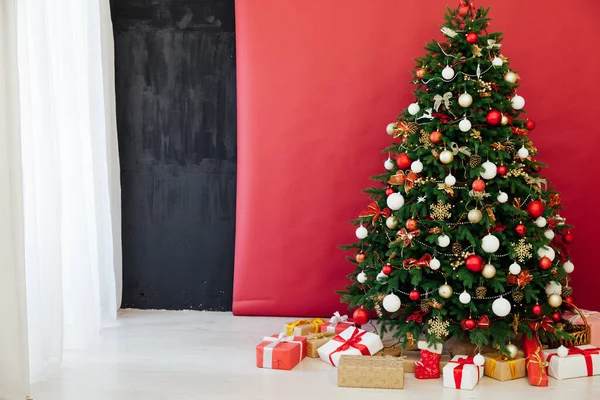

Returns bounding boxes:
[317,326,383,367]
[319,311,355,334]
[522,334,548,386]
[544,345,600,380]
[256,334,307,370]
[283,318,325,337]
[374,342,402,357]
[338,355,404,389]
[401,350,451,373]
[306,332,336,358]
[563,309,600,348]
[483,353,526,381]
[444,337,496,358]
[442,355,484,390]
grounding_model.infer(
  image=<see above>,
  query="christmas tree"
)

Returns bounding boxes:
[341,2,575,358]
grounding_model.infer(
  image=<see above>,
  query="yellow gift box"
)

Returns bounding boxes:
[483,353,526,381]
[283,318,325,337]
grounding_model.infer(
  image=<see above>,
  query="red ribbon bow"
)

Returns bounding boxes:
[432,112,453,123]
[529,316,555,333]
[551,239,569,262]
[511,126,528,136]
[407,309,428,323]
[402,254,431,268]
[358,201,391,225]
[490,223,507,232]
[395,228,420,247]
[546,347,600,377]
[507,270,533,288]
[449,356,480,388]
[329,328,369,365]
[388,170,418,193]
[460,315,490,331]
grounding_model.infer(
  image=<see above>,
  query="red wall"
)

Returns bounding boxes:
[233,0,600,316]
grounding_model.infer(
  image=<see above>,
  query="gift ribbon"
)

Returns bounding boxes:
[388,170,418,193]
[507,270,533,288]
[329,311,348,327]
[433,92,452,112]
[403,253,431,269]
[451,142,472,157]
[328,328,369,365]
[487,353,517,380]
[546,347,600,377]
[460,315,490,331]
[395,228,420,247]
[448,356,480,389]
[528,316,554,333]
[359,202,391,225]
[262,333,303,369]
[284,318,324,336]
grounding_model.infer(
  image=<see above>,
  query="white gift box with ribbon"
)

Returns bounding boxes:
[320,311,355,334]
[442,355,484,390]
[317,326,383,367]
[543,345,600,380]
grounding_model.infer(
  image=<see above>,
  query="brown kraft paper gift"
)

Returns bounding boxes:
[483,353,527,381]
[338,355,404,389]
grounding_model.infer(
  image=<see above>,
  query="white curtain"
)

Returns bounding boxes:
[0,1,31,398]
[17,0,122,380]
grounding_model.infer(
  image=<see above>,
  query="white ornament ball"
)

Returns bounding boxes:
[482,263,497,279]
[497,191,509,203]
[492,296,512,317]
[385,216,399,229]
[438,284,453,299]
[386,122,398,135]
[504,71,518,84]
[376,272,388,282]
[535,216,547,228]
[442,65,455,80]
[545,281,562,296]
[481,234,500,253]
[468,209,483,223]
[386,193,405,210]
[429,257,441,270]
[563,260,575,274]
[509,262,522,275]
[473,353,485,366]
[444,173,456,186]
[458,93,473,108]
[544,230,555,240]
[517,146,529,159]
[384,158,395,170]
[506,343,519,359]
[355,226,368,239]
[492,56,503,67]
[408,102,421,116]
[437,234,451,248]
[480,161,498,180]
[537,246,556,261]
[439,150,454,164]
[383,293,402,313]
[459,118,472,132]
[411,159,424,173]
[459,291,471,304]
[557,345,569,358]
[511,95,525,110]
[357,271,367,284]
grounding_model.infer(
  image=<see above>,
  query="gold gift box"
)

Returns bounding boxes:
[374,343,402,357]
[483,353,527,381]
[401,350,452,373]
[306,332,336,358]
[338,355,404,389]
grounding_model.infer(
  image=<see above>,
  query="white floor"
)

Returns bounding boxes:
[31,310,600,400]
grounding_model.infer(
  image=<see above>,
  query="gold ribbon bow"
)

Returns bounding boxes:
[488,353,517,380]
[451,142,472,157]
[388,170,418,193]
[524,175,547,193]
[284,318,324,336]
[438,183,454,196]
[487,39,501,49]
[433,92,453,112]
[395,228,420,247]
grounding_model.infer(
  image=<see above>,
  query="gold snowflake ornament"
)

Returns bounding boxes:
[427,316,450,338]
[511,238,533,263]
[430,200,452,220]
[419,130,433,147]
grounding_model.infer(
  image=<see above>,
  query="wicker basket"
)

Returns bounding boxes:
[550,303,591,348]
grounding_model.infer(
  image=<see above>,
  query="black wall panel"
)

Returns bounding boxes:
[111,0,236,310]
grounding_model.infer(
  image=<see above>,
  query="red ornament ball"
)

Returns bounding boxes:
[486,110,502,126]
[563,297,574,309]
[465,254,484,272]
[472,178,486,192]
[497,165,508,176]
[416,68,426,79]
[532,304,543,315]
[463,318,477,330]
[352,307,370,325]
[515,224,526,236]
[539,256,552,270]
[429,130,443,144]
[355,252,366,263]
[563,231,574,244]
[405,218,418,231]
[527,200,545,218]
[525,119,536,130]
[382,264,393,275]
[385,187,394,196]
[409,290,420,301]
[466,32,479,44]
[396,153,413,170]
[552,311,562,322]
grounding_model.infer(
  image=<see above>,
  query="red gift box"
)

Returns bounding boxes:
[522,333,548,386]
[319,311,355,334]
[256,333,307,370]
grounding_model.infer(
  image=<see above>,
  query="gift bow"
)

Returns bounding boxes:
[395,121,418,137]
[529,316,554,333]
[395,228,420,247]
[330,311,349,327]
[262,333,303,369]
[403,253,431,269]
[406,309,427,324]
[488,353,517,380]
[388,170,418,193]
[437,183,454,196]
[527,351,548,386]
[359,201,391,225]
[524,175,547,192]
[507,270,533,288]
[487,39,501,49]
[451,142,472,157]
[284,318,324,336]
[460,315,490,331]
[546,347,600,377]
[449,356,480,388]
[329,328,370,365]
[433,92,452,111]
